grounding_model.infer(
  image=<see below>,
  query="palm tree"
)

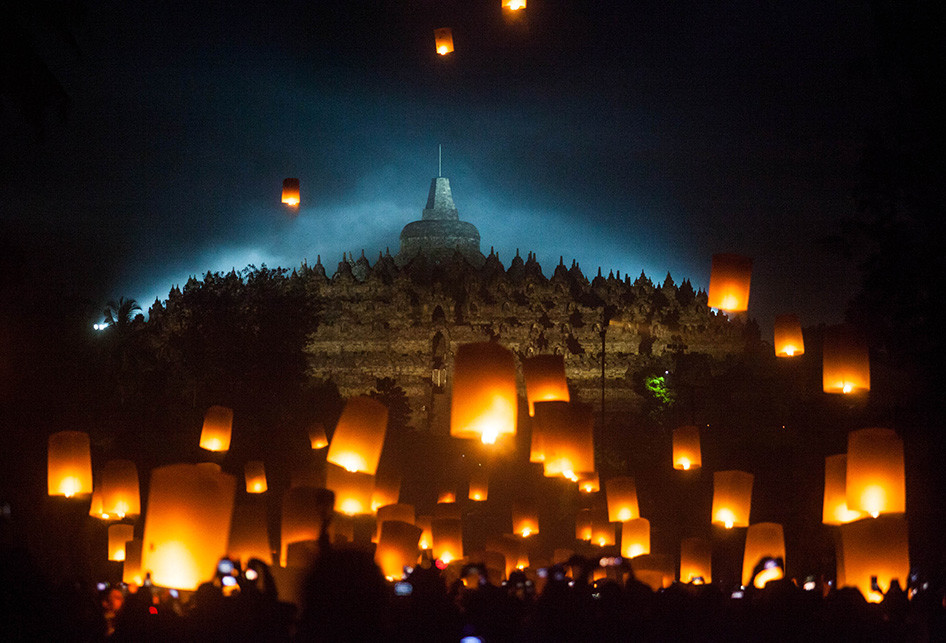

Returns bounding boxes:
[102,297,142,335]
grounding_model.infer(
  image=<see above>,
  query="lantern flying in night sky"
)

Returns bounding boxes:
[707,253,752,312]
[434,28,454,56]
[451,342,518,445]
[773,313,805,357]
[47,431,93,498]
[712,470,753,529]
[281,178,300,207]
[326,396,388,476]
[522,354,569,417]
[199,405,233,452]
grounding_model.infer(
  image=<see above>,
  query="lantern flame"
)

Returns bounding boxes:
[508,0,525,9]
[753,566,783,588]
[617,508,632,522]
[783,346,797,357]
[679,458,691,471]
[842,383,853,394]
[340,498,366,516]
[437,45,450,55]
[715,509,736,529]
[626,545,646,558]
[521,527,532,537]
[60,477,80,498]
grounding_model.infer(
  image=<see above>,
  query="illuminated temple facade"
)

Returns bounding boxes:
[304,176,747,432]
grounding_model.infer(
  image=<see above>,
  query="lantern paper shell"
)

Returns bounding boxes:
[578,471,600,493]
[123,539,144,585]
[280,486,324,566]
[431,518,463,563]
[605,476,640,522]
[742,522,785,587]
[376,520,422,580]
[774,314,805,357]
[437,489,457,504]
[434,28,454,55]
[326,396,388,476]
[712,470,753,528]
[244,461,268,494]
[487,535,525,578]
[375,503,415,543]
[416,515,433,550]
[512,499,540,537]
[839,515,910,603]
[308,423,328,449]
[101,459,141,519]
[621,518,650,559]
[502,0,527,12]
[529,418,546,463]
[371,472,401,511]
[823,454,865,525]
[199,405,233,452]
[108,524,135,562]
[538,401,595,480]
[325,463,375,516]
[469,468,489,501]
[47,431,93,498]
[680,537,712,583]
[89,482,107,519]
[281,178,300,207]
[846,428,905,518]
[822,324,870,394]
[590,509,616,547]
[451,342,518,445]
[141,464,236,590]
[672,425,702,471]
[707,253,752,312]
[228,503,272,566]
[632,554,675,591]
[576,508,594,541]
[522,354,570,417]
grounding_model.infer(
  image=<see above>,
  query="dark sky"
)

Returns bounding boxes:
[2,1,886,333]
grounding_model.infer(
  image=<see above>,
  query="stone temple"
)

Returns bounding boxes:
[305,174,746,433]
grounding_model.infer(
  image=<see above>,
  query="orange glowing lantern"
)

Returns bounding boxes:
[451,342,518,445]
[512,498,540,537]
[308,423,328,449]
[822,324,870,394]
[47,431,93,498]
[823,454,865,525]
[141,464,236,590]
[774,314,805,357]
[432,518,463,564]
[576,508,594,541]
[487,534,526,578]
[244,461,268,494]
[590,509,616,547]
[199,405,233,452]
[529,417,546,463]
[325,463,375,516]
[281,486,326,566]
[123,539,144,585]
[539,402,595,480]
[680,537,712,583]
[228,502,272,565]
[522,354,569,417]
[434,28,454,56]
[712,470,753,529]
[838,515,909,602]
[502,0,527,12]
[376,520,422,580]
[108,523,135,562]
[281,178,300,207]
[89,482,107,520]
[621,518,650,559]
[672,425,702,471]
[371,471,401,511]
[326,396,388,476]
[469,468,489,501]
[416,515,433,550]
[437,488,457,504]
[578,471,600,493]
[632,554,675,591]
[375,503,415,543]
[846,428,905,518]
[605,476,639,522]
[742,522,785,587]
[707,253,752,312]
[101,459,141,519]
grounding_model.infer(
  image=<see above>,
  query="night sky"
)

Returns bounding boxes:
[2,1,886,332]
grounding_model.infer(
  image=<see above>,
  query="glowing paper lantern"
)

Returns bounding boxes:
[451,342,518,445]
[199,405,233,452]
[141,464,236,590]
[707,253,752,312]
[280,486,325,566]
[108,524,135,562]
[244,461,268,494]
[512,498,540,537]
[437,489,457,504]
[590,509,616,547]
[822,324,870,394]
[621,518,650,559]
[47,431,92,498]
[522,354,569,417]
[416,515,433,550]
[376,520,422,580]
[123,539,144,585]
[308,423,328,449]
[846,428,905,518]
[576,508,594,541]
[431,518,463,563]
[502,0,526,12]
[101,459,141,519]
[578,472,599,493]
[680,537,712,583]
[672,425,702,471]
[712,470,753,529]
[538,402,595,480]
[434,28,454,56]
[371,472,401,511]
[374,503,415,543]
[469,468,489,501]
[774,314,805,357]
[228,502,272,565]
[632,554,675,591]
[89,482,107,520]
[742,522,785,587]
[325,463,374,516]
[326,396,388,476]
[839,515,909,602]
[605,476,639,522]
[823,454,865,525]
[487,534,526,578]
[281,178,300,207]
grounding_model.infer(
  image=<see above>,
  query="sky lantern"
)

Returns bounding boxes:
[371,472,401,511]
[326,396,388,476]
[621,518,650,559]
[522,354,570,417]
[512,498,540,537]
[487,534,527,578]
[578,471,599,493]
[376,520,422,580]
[839,515,910,603]
[281,178,300,207]
[742,522,785,587]
[822,324,870,394]
[605,476,640,522]
[451,342,518,445]
[308,423,328,449]
[123,539,144,586]
[89,482,107,520]
[576,508,594,541]
[280,486,325,566]
[846,428,905,518]
[199,405,233,452]
[432,518,463,564]
[773,314,805,357]
[141,464,236,590]
[539,401,595,480]
[672,425,702,471]
[244,461,268,494]
[529,418,546,463]
[47,431,93,498]
[707,253,752,312]
[590,509,616,547]
[416,515,433,550]
[632,555,675,591]
[712,470,753,529]
[228,502,272,566]
[375,503,416,543]
[325,462,375,516]
[680,537,712,583]
[101,459,141,519]
[502,0,526,12]
[437,488,457,504]
[434,28,454,56]
[108,524,135,562]
[823,454,865,525]
[469,468,489,501]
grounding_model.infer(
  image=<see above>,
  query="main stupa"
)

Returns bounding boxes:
[396,175,485,267]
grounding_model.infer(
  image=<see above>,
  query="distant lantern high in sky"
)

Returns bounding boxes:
[707,253,752,312]
[281,178,300,207]
[434,28,454,56]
